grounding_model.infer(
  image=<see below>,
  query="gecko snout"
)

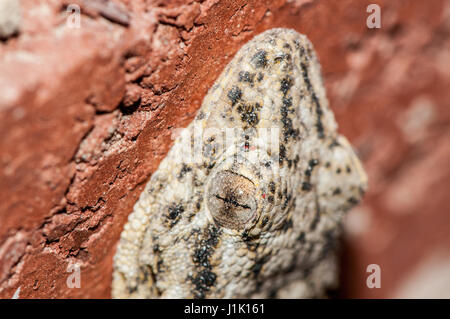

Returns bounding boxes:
[316,135,368,212]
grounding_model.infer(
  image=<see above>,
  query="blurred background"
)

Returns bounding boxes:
[331,0,450,298]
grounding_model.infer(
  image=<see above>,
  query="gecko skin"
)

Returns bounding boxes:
[112,28,368,299]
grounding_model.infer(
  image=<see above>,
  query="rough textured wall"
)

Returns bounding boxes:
[0,0,448,298]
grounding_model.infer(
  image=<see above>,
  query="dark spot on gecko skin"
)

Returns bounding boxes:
[325,161,331,168]
[269,181,276,193]
[302,159,318,192]
[280,96,292,116]
[309,211,321,231]
[251,50,268,68]
[227,86,242,106]
[287,159,293,168]
[241,230,260,251]
[257,73,264,82]
[336,168,342,174]
[238,71,255,84]
[193,174,204,187]
[268,195,274,204]
[268,288,278,298]
[305,159,318,176]
[237,103,261,127]
[298,44,313,61]
[194,246,211,268]
[279,144,286,165]
[346,165,352,173]
[280,76,293,95]
[280,82,300,142]
[297,232,306,243]
[201,161,216,176]
[302,182,312,191]
[127,286,138,294]
[294,155,300,168]
[191,224,221,299]
[297,43,305,56]
[261,216,269,227]
[190,270,217,299]
[178,164,192,179]
[329,139,340,149]
[310,195,322,231]
[347,197,359,205]
[250,254,271,276]
[281,188,292,210]
[300,62,325,139]
[332,188,342,195]
[281,218,293,231]
[196,111,205,120]
[166,203,184,227]
[318,230,337,260]
[283,42,292,50]
[156,259,164,273]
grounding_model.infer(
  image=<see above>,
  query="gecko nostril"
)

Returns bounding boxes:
[206,170,257,230]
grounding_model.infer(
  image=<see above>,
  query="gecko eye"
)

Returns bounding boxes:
[206,170,257,230]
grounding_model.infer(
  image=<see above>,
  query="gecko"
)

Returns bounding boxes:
[112,28,368,299]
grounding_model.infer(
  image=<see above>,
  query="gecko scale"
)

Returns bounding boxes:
[112,28,368,298]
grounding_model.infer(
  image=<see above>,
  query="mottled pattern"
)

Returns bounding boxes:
[112,28,367,299]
